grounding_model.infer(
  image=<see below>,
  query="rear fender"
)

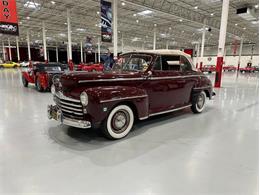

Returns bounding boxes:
[84,86,149,123]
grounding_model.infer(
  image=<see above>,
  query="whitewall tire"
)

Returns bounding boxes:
[102,105,134,140]
[191,91,207,113]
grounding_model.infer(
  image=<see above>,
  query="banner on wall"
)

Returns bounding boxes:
[101,0,112,42]
[84,36,93,54]
[0,0,19,35]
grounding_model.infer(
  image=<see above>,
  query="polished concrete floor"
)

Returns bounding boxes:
[0,69,258,195]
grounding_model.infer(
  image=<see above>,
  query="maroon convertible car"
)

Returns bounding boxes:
[48,50,215,139]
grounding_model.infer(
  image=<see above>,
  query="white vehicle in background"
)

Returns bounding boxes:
[20,61,30,67]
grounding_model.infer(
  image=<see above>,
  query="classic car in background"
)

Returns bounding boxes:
[223,65,237,72]
[0,61,20,68]
[21,62,69,92]
[201,65,216,73]
[20,61,30,67]
[48,50,215,140]
[240,66,259,73]
[77,63,104,72]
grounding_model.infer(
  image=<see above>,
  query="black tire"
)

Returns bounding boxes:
[35,77,44,92]
[191,91,207,114]
[101,105,134,140]
[22,76,28,87]
[208,71,212,74]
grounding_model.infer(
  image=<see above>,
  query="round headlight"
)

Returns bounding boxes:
[80,92,88,106]
[51,84,56,95]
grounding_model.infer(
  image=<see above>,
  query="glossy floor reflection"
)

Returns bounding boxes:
[0,69,258,195]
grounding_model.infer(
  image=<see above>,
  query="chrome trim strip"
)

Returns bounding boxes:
[100,95,148,103]
[58,104,83,112]
[149,105,192,117]
[193,86,211,90]
[78,75,205,83]
[79,77,144,83]
[59,100,82,108]
[60,107,83,115]
[55,92,80,103]
[139,116,149,120]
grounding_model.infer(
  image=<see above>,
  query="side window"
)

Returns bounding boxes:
[161,55,181,71]
[180,56,192,71]
[153,56,162,70]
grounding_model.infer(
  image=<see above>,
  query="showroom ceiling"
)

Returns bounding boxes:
[2,0,259,50]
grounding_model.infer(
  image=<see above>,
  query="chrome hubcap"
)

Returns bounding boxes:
[111,110,130,133]
[197,94,205,109]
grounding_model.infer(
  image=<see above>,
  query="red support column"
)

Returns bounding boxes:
[214,0,230,88]
[199,62,203,70]
[68,60,74,71]
[214,57,224,88]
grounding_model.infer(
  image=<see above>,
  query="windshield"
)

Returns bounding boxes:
[113,54,152,72]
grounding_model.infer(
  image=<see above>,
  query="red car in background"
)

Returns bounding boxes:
[201,65,216,73]
[77,63,104,72]
[21,63,69,92]
[240,66,259,73]
[223,65,237,72]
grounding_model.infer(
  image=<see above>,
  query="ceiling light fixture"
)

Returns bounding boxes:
[179,19,183,22]
[235,23,238,26]
[76,28,86,32]
[97,11,100,15]
[51,1,55,5]
[26,16,30,20]
[133,13,137,17]
[136,19,139,23]
[24,1,40,9]
[194,6,198,9]
[137,10,153,16]
[121,2,125,6]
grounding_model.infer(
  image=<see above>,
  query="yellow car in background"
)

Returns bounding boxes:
[0,61,20,68]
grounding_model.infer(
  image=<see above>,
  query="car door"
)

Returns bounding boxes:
[179,55,200,105]
[143,55,187,114]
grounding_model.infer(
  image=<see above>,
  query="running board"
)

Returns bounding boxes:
[139,105,192,120]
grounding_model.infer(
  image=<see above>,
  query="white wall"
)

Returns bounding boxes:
[192,43,259,68]
[195,56,259,67]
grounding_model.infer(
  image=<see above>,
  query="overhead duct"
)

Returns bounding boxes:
[236,7,257,21]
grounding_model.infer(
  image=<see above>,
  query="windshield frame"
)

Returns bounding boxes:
[113,53,153,72]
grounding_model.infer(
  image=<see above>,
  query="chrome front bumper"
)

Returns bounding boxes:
[47,105,91,129]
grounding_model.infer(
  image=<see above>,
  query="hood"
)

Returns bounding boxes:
[60,71,143,92]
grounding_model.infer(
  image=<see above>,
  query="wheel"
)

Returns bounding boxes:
[35,77,44,92]
[208,71,212,74]
[101,105,134,140]
[22,76,28,87]
[191,91,207,114]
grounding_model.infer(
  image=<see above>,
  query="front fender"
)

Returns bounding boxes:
[37,73,49,90]
[21,71,34,83]
[84,86,149,124]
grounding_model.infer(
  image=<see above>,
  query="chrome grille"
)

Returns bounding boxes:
[54,93,83,120]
